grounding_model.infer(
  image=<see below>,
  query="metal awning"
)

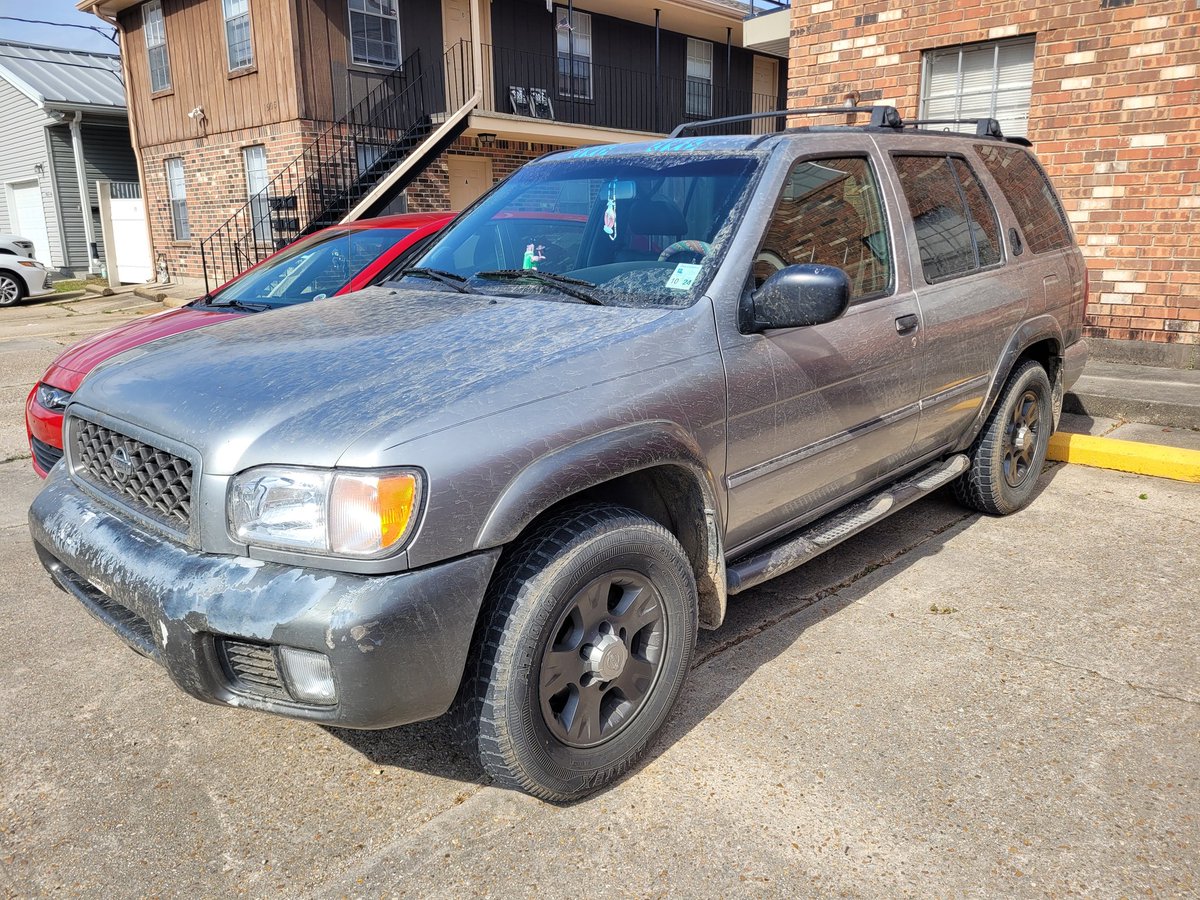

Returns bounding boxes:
[0,39,125,111]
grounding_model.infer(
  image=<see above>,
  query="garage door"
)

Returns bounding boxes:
[10,180,52,265]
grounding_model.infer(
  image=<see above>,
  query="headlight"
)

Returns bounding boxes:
[18,259,43,268]
[228,466,422,557]
[35,383,72,412]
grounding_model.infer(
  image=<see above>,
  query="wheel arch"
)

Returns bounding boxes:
[956,316,1064,452]
[475,423,728,629]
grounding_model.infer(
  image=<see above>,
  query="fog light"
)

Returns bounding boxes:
[277,646,337,705]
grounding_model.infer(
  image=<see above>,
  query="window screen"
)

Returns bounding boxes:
[555,7,592,99]
[349,0,400,68]
[754,157,891,301]
[974,144,1073,254]
[223,0,253,71]
[686,39,713,118]
[894,155,1002,283]
[143,1,171,93]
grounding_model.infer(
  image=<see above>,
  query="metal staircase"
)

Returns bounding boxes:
[199,42,476,291]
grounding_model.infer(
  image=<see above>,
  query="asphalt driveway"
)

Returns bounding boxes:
[0,298,1195,897]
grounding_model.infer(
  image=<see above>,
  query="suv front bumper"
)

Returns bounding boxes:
[29,467,498,729]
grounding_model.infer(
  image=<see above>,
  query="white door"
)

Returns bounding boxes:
[109,191,153,283]
[447,155,492,211]
[10,180,52,264]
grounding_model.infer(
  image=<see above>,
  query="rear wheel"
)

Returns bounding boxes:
[955,359,1053,515]
[0,273,25,307]
[455,505,697,802]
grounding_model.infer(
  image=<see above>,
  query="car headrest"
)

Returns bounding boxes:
[626,199,687,236]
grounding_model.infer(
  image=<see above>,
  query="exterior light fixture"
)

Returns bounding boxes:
[478,132,497,147]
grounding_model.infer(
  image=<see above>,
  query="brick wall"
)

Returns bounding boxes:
[141,120,324,282]
[787,0,1200,346]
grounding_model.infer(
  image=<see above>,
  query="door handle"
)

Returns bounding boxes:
[895,314,919,334]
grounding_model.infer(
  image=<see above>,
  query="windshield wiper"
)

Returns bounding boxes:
[475,270,605,306]
[398,267,477,294]
[206,298,271,312]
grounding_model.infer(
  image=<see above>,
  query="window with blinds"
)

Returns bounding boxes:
[920,37,1035,138]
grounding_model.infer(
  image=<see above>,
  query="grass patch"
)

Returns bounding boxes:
[52,276,106,293]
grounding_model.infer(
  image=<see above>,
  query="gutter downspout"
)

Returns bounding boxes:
[69,111,101,275]
[342,0,484,222]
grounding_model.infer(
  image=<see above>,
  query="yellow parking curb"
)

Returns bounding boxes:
[1048,432,1200,483]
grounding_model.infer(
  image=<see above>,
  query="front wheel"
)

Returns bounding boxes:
[455,505,698,802]
[955,359,1053,515]
[0,273,25,307]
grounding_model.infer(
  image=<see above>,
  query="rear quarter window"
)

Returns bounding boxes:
[974,144,1074,254]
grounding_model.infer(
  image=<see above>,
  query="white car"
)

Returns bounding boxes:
[0,233,37,258]
[0,254,53,306]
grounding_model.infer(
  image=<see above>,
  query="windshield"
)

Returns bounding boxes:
[403,153,760,308]
[211,227,412,307]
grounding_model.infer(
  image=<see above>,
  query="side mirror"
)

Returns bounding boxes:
[741,264,851,333]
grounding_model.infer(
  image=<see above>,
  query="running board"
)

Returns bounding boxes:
[726,454,970,595]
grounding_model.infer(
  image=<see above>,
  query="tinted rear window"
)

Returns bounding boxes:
[974,144,1073,254]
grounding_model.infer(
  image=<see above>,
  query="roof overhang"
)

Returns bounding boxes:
[76,0,144,19]
[569,0,749,46]
[743,6,789,58]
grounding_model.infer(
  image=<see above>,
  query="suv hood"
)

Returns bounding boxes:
[71,287,700,474]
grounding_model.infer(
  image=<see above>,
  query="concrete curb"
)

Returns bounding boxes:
[1048,432,1200,483]
[1064,390,1200,431]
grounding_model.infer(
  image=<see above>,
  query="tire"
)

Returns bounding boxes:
[954,359,1053,515]
[0,272,25,307]
[454,504,698,802]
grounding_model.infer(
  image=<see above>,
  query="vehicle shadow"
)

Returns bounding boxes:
[325,467,1063,794]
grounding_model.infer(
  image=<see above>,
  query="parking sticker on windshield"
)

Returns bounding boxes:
[665,263,701,291]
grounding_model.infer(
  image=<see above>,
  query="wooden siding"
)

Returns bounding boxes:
[294,0,443,123]
[119,0,302,147]
[0,79,63,265]
[48,121,140,270]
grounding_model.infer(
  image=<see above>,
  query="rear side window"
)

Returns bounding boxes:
[753,156,892,301]
[893,154,1003,283]
[974,144,1073,253]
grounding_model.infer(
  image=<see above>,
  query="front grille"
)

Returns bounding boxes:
[31,436,64,472]
[70,418,192,531]
[219,639,291,701]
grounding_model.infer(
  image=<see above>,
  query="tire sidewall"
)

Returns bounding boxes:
[496,521,696,798]
[0,273,23,307]
[986,362,1052,511]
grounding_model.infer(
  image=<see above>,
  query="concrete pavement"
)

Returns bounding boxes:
[1,295,1197,896]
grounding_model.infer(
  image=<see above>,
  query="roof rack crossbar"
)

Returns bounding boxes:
[904,117,1005,139]
[670,105,902,138]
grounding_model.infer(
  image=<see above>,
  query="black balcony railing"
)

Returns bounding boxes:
[199,42,476,291]
[482,43,778,136]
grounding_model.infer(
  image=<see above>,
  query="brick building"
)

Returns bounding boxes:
[771,0,1198,360]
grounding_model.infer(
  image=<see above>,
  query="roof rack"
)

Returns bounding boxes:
[671,107,1033,146]
[669,105,903,138]
[905,117,1004,138]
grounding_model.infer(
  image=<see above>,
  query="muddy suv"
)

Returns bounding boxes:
[30,107,1088,801]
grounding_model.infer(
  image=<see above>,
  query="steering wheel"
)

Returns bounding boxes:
[658,240,713,262]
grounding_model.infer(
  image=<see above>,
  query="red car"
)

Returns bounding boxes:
[26,212,454,476]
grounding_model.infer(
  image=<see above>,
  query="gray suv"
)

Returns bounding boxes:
[29,107,1088,801]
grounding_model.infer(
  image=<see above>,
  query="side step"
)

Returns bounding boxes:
[726,454,969,595]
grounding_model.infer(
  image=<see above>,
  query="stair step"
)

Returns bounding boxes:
[726,454,970,595]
